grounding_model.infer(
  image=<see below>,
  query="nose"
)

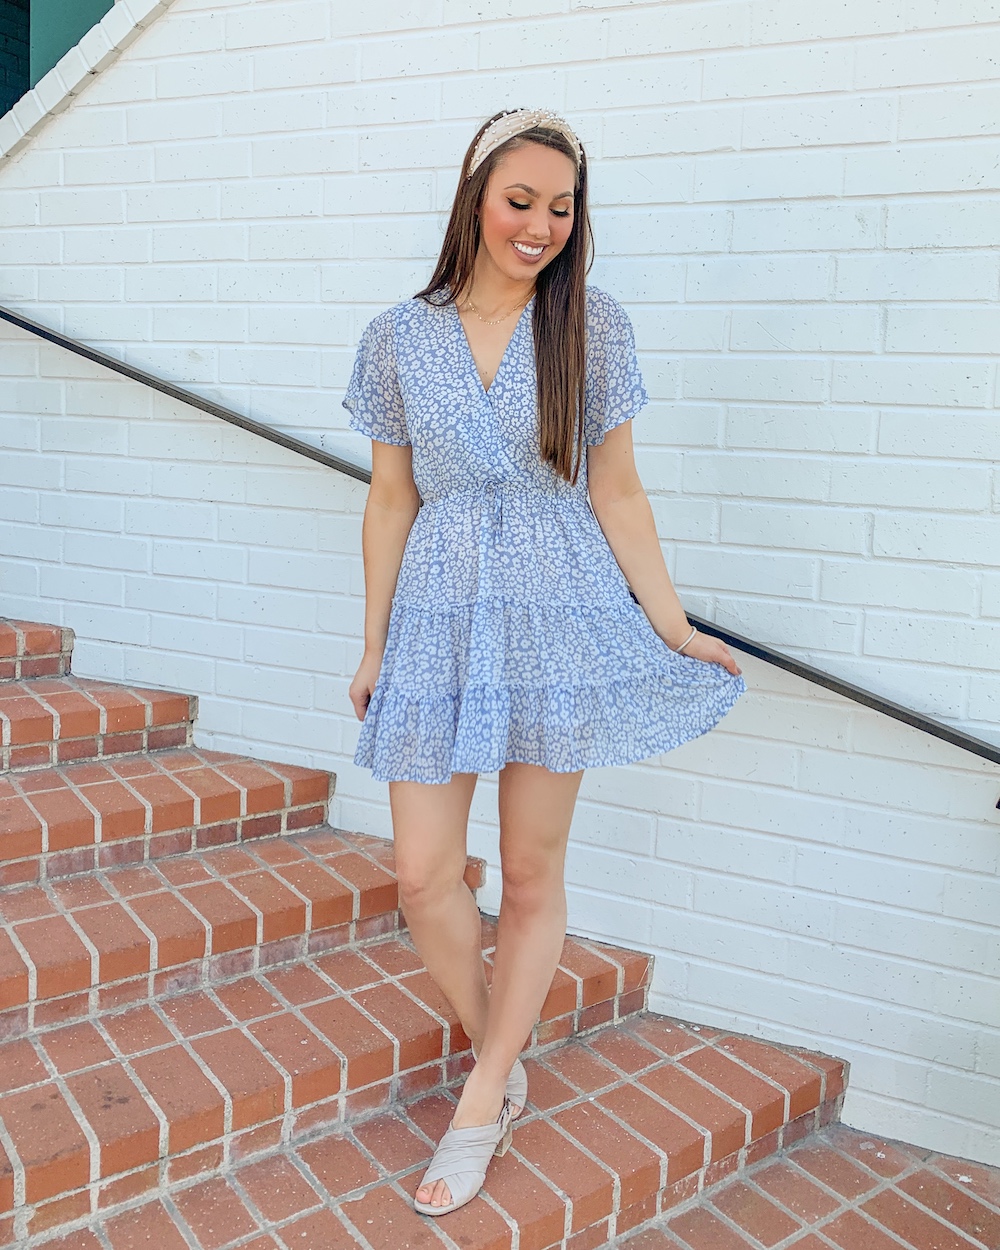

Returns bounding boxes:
[526,208,550,241]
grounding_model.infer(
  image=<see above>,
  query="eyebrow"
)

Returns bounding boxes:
[504,183,574,200]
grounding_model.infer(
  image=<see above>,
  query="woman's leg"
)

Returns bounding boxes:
[417,760,584,1208]
[389,771,491,1059]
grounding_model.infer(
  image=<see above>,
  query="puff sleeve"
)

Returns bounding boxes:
[342,309,411,446]
[584,288,649,445]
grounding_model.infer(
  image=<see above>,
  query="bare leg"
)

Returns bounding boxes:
[389,772,491,1061]
[417,760,584,1209]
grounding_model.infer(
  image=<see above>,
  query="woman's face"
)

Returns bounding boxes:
[476,141,577,285]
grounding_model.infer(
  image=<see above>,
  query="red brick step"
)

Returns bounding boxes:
[0,827,419,1038]
[11,1013,847,1249]
[0,620,73,682]
[0,924,651,1238]
[0,675,197,771]
[0,746,333,886]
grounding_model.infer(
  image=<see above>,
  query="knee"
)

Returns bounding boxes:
[500,854,564,913]
[395,856,463,914]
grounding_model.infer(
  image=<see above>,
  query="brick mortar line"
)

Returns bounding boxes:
[89,1006,174,1181]
[0,1103,26,1217]
[379,958,470,1063]
[28,679,107,745]
[247,755,299,811]
[108,885,164,999]
[217,970,355,1129]
[917,1157,1000,1220]
[319,859,369,926]
[100,855,214,982]
[53,890,105,1019]
[682,1128,946,1250]
[335,1117,457,1249]
[680,1028,838,1100]
[507,1136,595,1247]
[614,1105,842,1250]
[310,959,432,1083]
[144,752,228,830]
[10,785,61,862]
[522,1101,628,1235]
[518,1058,672,1213]
[155,1189,202,1250]
[94,760,159,838]
[1,922,37,1010]
[170,1018,240,1142]
[219,842,330,933]
[735,1151,932,1250]
[556,1027,715,1191]
[235,950,390,1120]
[729,1152,922,1250]
[271,1135,383,1250]
[94,856,214,990]
[225,1146,328,1242]
[540,1050,725,1205]
[551,1059,777,1216]
[707,1028,840,1107]
[783,1133,997,1250]
[27,1028,104,1192]
[199,979,296,1122]
[627,1049,757,1161]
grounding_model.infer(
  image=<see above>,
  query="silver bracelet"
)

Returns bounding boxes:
[673,624,698,654]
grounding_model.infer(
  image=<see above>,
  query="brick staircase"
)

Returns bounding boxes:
[0,618,849,1249]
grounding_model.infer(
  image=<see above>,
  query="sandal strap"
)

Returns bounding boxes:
[470,1050,528,1114]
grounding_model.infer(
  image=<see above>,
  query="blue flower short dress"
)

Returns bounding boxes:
[344,285,745,784]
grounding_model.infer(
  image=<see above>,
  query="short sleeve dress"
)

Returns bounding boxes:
[343,285,746,784]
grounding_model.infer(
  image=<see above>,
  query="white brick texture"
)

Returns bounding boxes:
[1,0,999,1167]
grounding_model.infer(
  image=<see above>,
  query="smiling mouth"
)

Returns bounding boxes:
[512,241,545,258]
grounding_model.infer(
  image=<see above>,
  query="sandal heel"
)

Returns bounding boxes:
[494,1124,514,1157]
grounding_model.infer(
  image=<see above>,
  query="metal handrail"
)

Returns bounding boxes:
[3,302,998,769]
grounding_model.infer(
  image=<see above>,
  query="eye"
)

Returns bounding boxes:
[508,199,531,211]
[552,209,571,218]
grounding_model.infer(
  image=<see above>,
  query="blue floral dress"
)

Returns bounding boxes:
[344,285,745,784]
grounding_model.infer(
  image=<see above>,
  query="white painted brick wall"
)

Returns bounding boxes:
[2,0,1000,1165]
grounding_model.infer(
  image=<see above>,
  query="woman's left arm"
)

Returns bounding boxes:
[587,421,742,677]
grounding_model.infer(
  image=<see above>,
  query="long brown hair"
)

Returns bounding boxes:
[415,112,594,485]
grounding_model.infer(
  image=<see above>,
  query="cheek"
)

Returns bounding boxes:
[480,202,520,241]
[551,217,575,250]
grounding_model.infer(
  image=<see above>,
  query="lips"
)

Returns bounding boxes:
[512,241,545,260]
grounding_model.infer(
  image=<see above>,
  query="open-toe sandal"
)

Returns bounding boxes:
[472,1048,528,1120]
[413,1096,513,1217]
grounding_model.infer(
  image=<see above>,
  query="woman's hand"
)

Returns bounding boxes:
[349,649,385,720]
[673,630,743,677]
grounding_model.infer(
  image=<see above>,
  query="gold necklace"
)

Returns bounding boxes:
[463,294,532,326]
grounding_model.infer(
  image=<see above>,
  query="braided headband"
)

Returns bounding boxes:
[467,109,583,180]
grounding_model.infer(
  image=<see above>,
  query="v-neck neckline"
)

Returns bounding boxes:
[453,295,534,398]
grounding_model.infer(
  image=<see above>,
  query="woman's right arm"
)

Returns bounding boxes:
[349,441,421,720]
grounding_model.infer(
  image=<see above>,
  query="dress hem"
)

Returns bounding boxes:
[353,672,747,785]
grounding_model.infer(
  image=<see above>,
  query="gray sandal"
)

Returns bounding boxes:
[414,1096,514,1216]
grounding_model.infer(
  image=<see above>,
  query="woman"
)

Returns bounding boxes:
[345,108,745,1217]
